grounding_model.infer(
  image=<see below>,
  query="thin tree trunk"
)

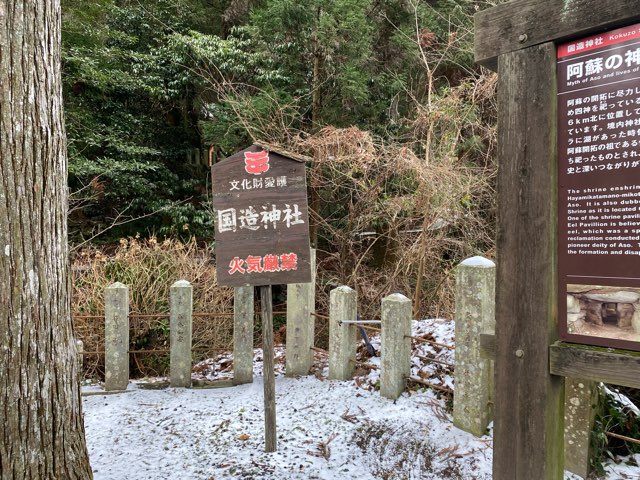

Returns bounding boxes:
[311,5,322,129]
[309,7,323,248]
[0,1,93,478]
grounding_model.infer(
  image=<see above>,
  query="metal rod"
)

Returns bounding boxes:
[360,325,456,351]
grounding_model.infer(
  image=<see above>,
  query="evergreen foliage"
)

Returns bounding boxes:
[63,0,224,241]
[62,0,486,242]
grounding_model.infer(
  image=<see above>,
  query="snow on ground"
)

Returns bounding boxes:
[83,319,638,479]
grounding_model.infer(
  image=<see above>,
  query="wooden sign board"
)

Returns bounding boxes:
[558,23,640,351]
[211,145,311,287]
[477,2,640,479]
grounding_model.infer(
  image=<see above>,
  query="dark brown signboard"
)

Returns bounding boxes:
[558,23,640,351]
[211,145,311,287]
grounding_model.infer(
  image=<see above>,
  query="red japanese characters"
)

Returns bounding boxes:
[228,253,298,275]
[244,150,270,175]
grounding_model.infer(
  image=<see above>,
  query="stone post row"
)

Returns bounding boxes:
[328,286,357,380]
[286,248,317,376]
[453,256,496,437]
[104,280,196,390]
[451,255,599,479]
[233,285,255,385]
[380,293,412,400]
[326,288,412,400]
[104,282,129,391]
[170,280,193,388]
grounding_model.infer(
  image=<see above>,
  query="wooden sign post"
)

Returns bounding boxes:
[211,145,311,452]
[260,284,276,451]
[476,1,640,478]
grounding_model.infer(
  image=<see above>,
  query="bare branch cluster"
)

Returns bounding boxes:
[297,76,497,322]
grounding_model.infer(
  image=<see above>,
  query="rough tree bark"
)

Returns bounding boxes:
[0,1,93,478]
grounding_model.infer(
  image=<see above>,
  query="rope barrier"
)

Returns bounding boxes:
[81,347,229,355]
[415,354,455,369]
[406,376,453,394]
[405,334,455,350]
[348,359,379,371]
[73,311,286,320]
[362,325,381,333]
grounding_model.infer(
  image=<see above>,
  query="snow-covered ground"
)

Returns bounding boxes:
[83,319,639,479]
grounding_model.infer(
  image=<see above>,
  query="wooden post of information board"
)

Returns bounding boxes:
[260,285,276,452]
[476,1,640,478]
[494,41,564,480]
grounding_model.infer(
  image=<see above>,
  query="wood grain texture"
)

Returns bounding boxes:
[550,342,640,389]
[260,285,277,452]
[475,0,640,70]
[493,42,564,480]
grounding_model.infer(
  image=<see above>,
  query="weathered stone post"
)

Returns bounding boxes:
[104,282,129,391]
[233,285,254,385]
[564,379,599,479]
[170,280,193,388]
[286,249,316,376]
[328,286,357,380]
[380,293,412,399]
[453,256,496,437]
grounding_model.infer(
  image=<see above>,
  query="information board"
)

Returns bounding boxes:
[211,145,311,287]
[558,23,640,350]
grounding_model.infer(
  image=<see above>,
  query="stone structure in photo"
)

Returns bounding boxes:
[567,285,640,336]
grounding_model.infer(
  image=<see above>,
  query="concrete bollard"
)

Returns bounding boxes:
[170,280,193,388]
[286,248,316,376]
[564,378,599,479]
[233,285,254,385]
[328,286,357,380]
[380,293,412,399]
[453,256,496,437]
[104,282,129,391]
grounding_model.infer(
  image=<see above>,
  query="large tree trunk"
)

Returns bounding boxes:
[0,1,93,478]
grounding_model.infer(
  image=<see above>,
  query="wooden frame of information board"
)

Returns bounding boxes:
[475,1,640,478]
[211,145,312,453]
